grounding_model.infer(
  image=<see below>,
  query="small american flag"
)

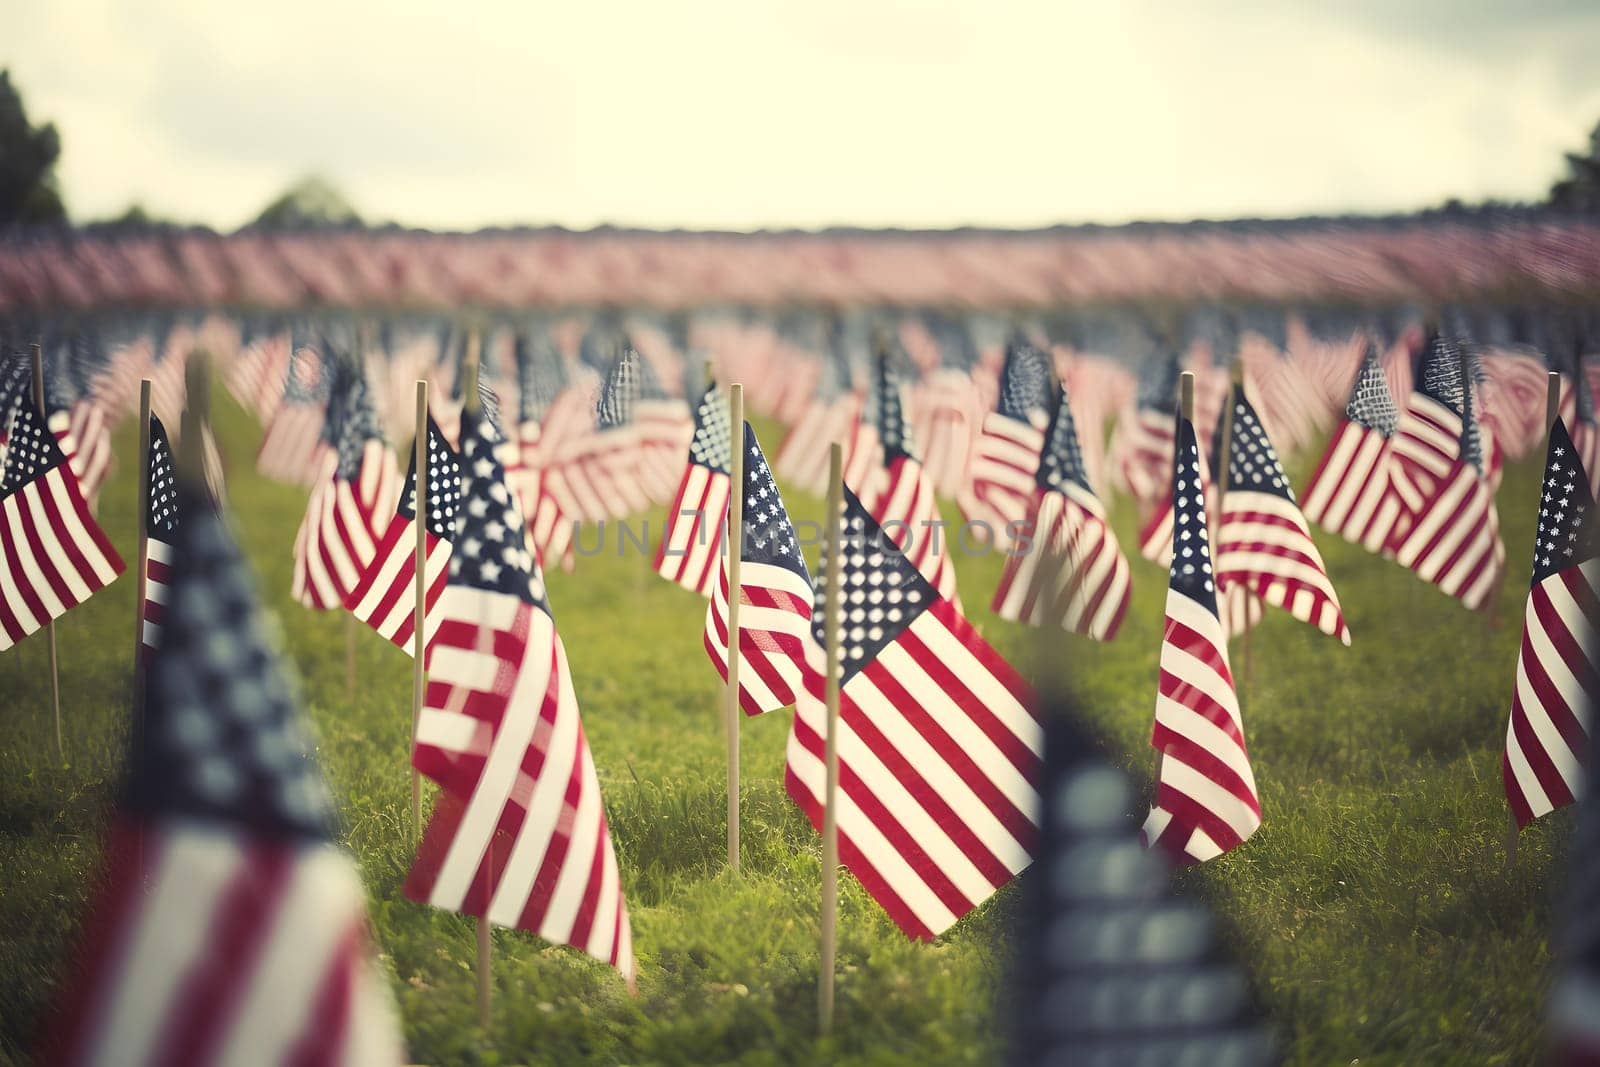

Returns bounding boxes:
[256,333,331,488]
[1215,384,1351,644]
[0,389,124,651]
[1302,344,1403,554]
[630,346,695,505]
[655,383,732,596]
[784,488,1042,939]
[991,383,1132,641]
[291,369,400,610]
[45,491,404,1066]
[703,422,813,715]
[1504,418,1597,828]
[1141,413,1262,864]
[344,417,460,657]
[1108,354,1181,516]
[139,415,178,661]
[1558,363,1600,498]
[956,336,1051,539]
[508,333,574,571]
[405,405,634,981]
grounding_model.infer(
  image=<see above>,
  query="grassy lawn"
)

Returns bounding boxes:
[0,393,1573,1065]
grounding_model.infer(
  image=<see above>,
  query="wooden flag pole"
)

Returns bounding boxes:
[132,380,153,730]
[1218,362,1245,704]
[819,442,844,1035]
[411,381,428,844]
[725,382,746,874]
[31,344,63,760]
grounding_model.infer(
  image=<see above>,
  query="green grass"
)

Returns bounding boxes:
[0,394,1573,1065]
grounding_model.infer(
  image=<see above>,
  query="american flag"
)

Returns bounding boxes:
[1559,363,1600,498]
[784,488,1042,940]
[292,369,400,611]
[630,346,695,505]
[956,336,1051,540]
[0,389,124,651]
[910,367,983,495]
[559,345,650,522]
[864,354,961,608]
[405,406,634,982]
[991,383,1132,642]
[1215,385,1351,644]
[775,353,853,495]
[1503,418,1597,829]
[139,415,178,661]
[1141,413,1262,864]
[1108,354,1181,516]
[257,334,331,487]
[45,493,405,1066]
[508,333,574,572]
[1302,344,1403,554]
[1009,711,1274,1065]
[654,383,731,596]
[344,417,460,657]
[703,422,813,715]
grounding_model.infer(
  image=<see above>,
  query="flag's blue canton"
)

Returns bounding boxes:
[1037,385,1093,495]
[1,393,66,498]
[399,419,462,540]
[689,383,732,473]
[1226,388,1294,504]
[1238,306,1287,351]
[1138,353,1183,412]
[1347,347,1399,437]
[452,413,549,615]
[596,346,638,430]
[1531,420,1597,586]
[146,416,178,537]
[1169,417,1218,617]
[131,492,335,841]
[998,337,1052,422]
[739,422,810,584]
[516,333,567,424]
[1418,332,1487,472]
[333,373,384,481]
[873,353,914,462]
[632,347,672,401]
[810,487,936,685]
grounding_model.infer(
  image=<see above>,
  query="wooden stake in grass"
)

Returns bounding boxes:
[30,343,63,760]
[818,442,844,1035]
[132,380,153,730]
[725,382,745,874]
[1217,361,1245,705]
[411,380,428,845]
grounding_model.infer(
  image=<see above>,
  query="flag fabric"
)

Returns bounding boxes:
[784,487,1043,940]
[957,337,1051,540]
[1108,355,1181,516]
[1302,345,1403,553]
[139,415,178,661]
[991,384,1131,641]
[865,355,961,608]
[703,422,813,715]
[1550,698,1600,1064]
[257,337,331,487]
[510,334,575,572]
[405,406,635,982]
[343,417,460,657]
[1141,413,1262,864]
[654,383,732,596]
[631,349,695,505]
[0,390,124,651]
[1503,418,1598,829]
[44,488,404,1067]
[1214,385,1351,644]
[291,370,400,610]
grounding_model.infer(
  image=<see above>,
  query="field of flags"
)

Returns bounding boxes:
[1,227,1599,1062]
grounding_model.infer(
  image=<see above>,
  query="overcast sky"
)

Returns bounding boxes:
[4,1,1598,231]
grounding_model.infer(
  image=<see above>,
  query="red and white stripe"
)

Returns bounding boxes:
[1504,559,1599,827]
[956,411,1046,541]
[636,397,695,505]
[0,462,124,652]
[1302,419,1400,554]
[343,516,450,657]
[1109,407,1175,513]
[909,370,983,495]
[1387,460,1504,611]
[1141,591,1262,864]
[292,443,400,611]
[49,820,403,1067]
[991,483,1131,642]
[654,463,730,596]
[139,537,174,661]
[867,455,961,608]
[775,395,855,495]
[49,402,114,509]
[1558,379,1600,498]
[703,557,813,716]
[784,599,1043,940]
[1217,493,1350,645]
[407,594,635,981]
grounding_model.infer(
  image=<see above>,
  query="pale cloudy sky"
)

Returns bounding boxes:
[4,0,1599,231]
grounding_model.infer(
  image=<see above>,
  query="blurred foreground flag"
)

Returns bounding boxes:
[655,381,732,597]
[406,407,635,982]
[703,423,813,715]
[991,382,1131,642]
[1504,417,1598,829]
[1010,712,1274,1065]
[0,388,123,651]
[1141,414,1262,864]
[45,489,403,1066]
[1551,686,1600,1065]
[785,488,1042,939]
